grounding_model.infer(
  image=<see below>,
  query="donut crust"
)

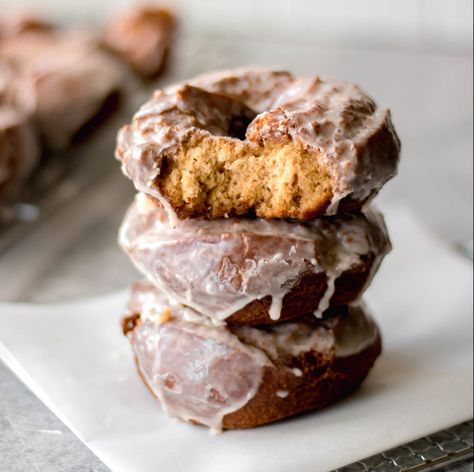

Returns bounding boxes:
[222,336,381,429]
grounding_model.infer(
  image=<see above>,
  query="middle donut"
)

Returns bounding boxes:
[120,193,391,325]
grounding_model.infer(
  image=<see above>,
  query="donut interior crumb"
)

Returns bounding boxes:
[157,135,333,219]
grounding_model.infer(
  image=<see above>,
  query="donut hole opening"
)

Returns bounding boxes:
[227,114,254,140]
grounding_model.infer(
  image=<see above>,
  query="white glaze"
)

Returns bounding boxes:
[267,77,393,212]
[130,285,270,432]
[269,294,284,321]
[128,284,379,431]
[276,390,289,398]
[119,194,390,322]
[116,67,400,218]
[290,367,303,377]
[233,316,335,361]
[312,277,336,319]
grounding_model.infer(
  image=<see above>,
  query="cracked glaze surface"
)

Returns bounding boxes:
[128,283,379,431]
[116,68,400,217]
[119,193,391,322]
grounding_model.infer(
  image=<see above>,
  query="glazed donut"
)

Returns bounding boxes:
[104,5,175,78]
[123,282,381,431]
[119,193,391,325]
[0,10,52,40]
[116,68,400,221]
[0,62,39,203]
[0,30,125,149]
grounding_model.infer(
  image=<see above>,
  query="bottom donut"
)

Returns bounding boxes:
[122,282,382,431]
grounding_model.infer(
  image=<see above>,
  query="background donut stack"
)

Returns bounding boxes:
[116,68,400,432]
[0,6,175,210]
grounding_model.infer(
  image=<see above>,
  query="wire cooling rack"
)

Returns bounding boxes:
[334,420,473,472]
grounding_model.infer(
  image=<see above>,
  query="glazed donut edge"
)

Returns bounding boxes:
[116,68,400,220]
[123,282,382,431]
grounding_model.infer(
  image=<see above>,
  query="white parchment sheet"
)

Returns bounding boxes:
[1,206,472,472]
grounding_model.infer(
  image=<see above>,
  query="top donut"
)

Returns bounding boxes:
[116,68,400,220]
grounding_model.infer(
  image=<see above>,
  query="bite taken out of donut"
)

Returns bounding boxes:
[116,68,400,221]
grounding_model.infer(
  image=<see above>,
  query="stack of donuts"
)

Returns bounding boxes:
[116,68,400,432]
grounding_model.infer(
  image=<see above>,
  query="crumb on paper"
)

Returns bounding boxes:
[159,307,173,324]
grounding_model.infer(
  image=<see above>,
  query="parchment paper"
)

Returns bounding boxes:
[1,206,472,472]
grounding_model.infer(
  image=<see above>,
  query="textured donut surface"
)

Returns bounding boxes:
[123,282,382,430]
[119,193,391,324]
[116,68,400,220]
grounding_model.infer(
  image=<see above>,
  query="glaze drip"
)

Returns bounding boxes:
[119,193,390,323]
[128,283,379,431]
[130,284,270,431]
[116,67,400,219]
